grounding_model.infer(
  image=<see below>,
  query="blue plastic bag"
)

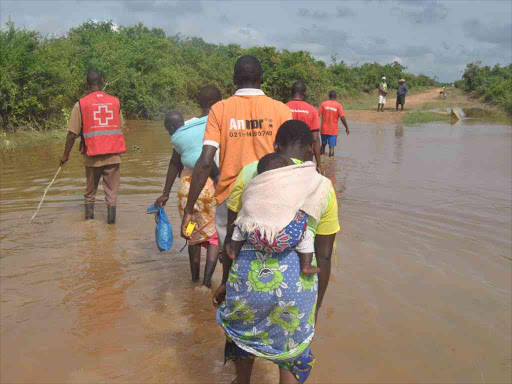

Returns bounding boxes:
[147,204,173,252]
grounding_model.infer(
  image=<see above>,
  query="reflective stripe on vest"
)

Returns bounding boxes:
[83,129,123,139]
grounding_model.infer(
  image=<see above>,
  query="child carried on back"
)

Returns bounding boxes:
[226,153,320,275]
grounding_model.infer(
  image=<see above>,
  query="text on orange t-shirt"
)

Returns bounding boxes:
[203,89,292,204]
[286,100,320,132]
[318,100,345,136]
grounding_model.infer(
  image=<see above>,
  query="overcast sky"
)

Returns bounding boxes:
[1,0,511,82]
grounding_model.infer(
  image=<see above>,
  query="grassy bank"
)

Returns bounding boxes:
[0,129,68,150]
[455,62,512,114]
[2,20,439,132]
[399,87,512,125]
[402,111,451,125]
[422,88,509,113]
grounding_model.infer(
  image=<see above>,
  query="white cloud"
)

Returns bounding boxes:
[1,0,511,82]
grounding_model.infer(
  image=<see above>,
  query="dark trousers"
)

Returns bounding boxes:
[84,164,120,206]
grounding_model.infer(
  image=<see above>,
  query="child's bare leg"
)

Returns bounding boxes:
[188,243,202,281]
[298,252,320,275]
[202,242,220,288]
[226,240,245,260]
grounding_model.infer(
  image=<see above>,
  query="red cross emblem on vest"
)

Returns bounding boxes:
[93,105,114,126]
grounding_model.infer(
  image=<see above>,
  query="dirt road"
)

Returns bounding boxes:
[346,88,442,124]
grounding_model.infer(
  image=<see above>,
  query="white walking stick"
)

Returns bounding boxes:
[29,167,62,223]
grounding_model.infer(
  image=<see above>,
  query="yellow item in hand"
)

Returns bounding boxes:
[185,221,196,237]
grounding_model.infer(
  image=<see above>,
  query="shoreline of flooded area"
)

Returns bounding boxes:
[1,119,511,383]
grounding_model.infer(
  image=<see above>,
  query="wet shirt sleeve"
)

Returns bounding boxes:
[67,102,82,135]
[203,104,221,149]
[315,186,341,235]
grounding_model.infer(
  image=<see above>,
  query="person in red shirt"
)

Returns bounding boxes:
[286,80,322,172]
[318,90,350,157]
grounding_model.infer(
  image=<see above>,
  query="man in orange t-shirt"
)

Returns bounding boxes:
[286,80,322,173]
[181,55,292,248]
[318,90,350,157]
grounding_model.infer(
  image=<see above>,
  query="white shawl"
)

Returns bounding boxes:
[234,161,333,242]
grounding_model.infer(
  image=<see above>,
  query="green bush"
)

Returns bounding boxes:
[0,19,441,131]
[461,62,512,113]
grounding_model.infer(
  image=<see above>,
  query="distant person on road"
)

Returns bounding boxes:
[396,79,408,112]
[286,80,322,173]
[440,87,447,99]
[154,85,223,289]
[377,76,388,112]
[180,55,292,251]
[60,70,126,224]
[318,90,349,157]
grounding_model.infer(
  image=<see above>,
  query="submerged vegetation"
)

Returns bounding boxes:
[402,111,451,125]
[455,62,512,114]
[1,20,439,132]
[0,129,68,150]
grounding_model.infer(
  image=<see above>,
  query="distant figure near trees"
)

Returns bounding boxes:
[377,76,388,112]
[396,79,408,111]
[318,90,349,157]
[59,70,126,224]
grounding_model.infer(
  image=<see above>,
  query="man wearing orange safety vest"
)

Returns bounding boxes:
[60,70,127,224]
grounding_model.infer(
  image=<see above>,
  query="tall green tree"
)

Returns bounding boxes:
[0,19,444,131]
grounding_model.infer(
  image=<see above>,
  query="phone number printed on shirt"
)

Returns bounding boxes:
[229,131,273,138]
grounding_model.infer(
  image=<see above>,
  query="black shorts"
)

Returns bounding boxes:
[397,95,406,105]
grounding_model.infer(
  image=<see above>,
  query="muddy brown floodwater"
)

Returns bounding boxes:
[1,118,511,384]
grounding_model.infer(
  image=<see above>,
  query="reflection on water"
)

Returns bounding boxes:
[1,118,511,383]
[462,107,511,121]
[393,125,404,166]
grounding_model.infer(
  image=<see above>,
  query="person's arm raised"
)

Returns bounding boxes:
[314,233,336,321]
[155,149,183,207]
[181,145,217,238]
